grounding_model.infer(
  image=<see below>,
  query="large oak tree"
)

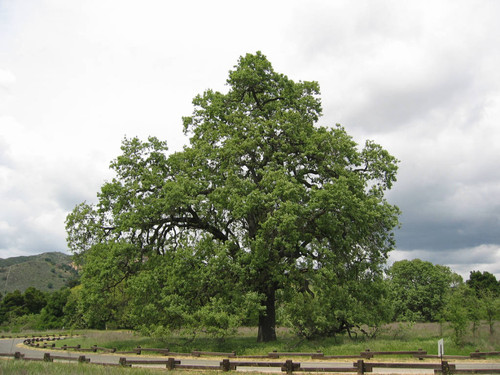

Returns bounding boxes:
[66,52,400,341]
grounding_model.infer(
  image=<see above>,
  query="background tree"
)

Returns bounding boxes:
[38,288,70,329]
[387,259,461,322]
[66,52,400,342]
[465,271,499,335]
[481,291,500,334]
[445,284,470,346]
[23,287,47,315]
[61,285,85,329]
[0,290,27,324]
[466,270,499,297]
[444,283,482,346]
[0,287,47,326]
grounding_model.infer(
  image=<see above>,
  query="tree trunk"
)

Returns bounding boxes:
[257,286,277,342]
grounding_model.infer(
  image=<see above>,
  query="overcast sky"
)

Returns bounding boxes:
[1,0,499,280]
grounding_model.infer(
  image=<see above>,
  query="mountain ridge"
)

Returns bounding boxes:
[0,251,77,294]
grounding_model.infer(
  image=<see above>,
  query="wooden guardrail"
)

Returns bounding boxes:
[118,357,500,374]
[470,350,500,359]
[22,336,64,341]
[21,339,500,361]
[3,352,500,374]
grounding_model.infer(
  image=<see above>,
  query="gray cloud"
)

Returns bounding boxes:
[285,0,500,278]
[1,0,500,280]
[389,245,500,280]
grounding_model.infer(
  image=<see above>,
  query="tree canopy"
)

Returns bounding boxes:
[466,270,500,297]
[387,259,462,322]
[66,52,400,341]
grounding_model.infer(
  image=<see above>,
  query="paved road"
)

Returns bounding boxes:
[1,338,500,373]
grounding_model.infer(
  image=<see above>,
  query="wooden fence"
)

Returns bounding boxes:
[3,352,500,374]
[13,337,500,373]
[22,338,500,360]
[1,334,66,340]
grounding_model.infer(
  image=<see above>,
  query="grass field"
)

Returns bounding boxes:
[25,321,500,357]
[0,322,498,374]
[0,360,226,375]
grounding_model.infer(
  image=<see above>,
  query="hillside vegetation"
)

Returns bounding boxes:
[0,252,77,293]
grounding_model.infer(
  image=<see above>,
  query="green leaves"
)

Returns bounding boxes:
[387,259,461,322]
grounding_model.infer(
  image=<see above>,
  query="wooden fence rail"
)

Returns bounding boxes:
[21,338,500,361]
[1,334,65,340]
[20,336,500,362]
[2,352,500,374]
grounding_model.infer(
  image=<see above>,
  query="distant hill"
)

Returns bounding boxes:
[0,252,78,294]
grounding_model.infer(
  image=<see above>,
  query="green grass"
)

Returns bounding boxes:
[0,359,226,374]
[49,322,500,358]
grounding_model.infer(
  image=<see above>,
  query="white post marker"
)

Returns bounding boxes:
[438,338,444,358]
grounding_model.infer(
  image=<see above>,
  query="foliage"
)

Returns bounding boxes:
[23,286,47,314]
[38,288,71,329]
[482,291,500,334]
[280,270,392,339]
[0,290,27,323]
[0,286,78,330]
[66,52,400,341]
[78,239,264,337]
[467,270,500,297]
[72,242,136,329]
[62,285,86,329]
[386,259,461,322]
[444,284,478,346]
[0,288,47,324]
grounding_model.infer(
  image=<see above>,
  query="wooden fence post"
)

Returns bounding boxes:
[43,353,52,362]
[119,357,127,366]
[441,360,451,375]
[14,352,22,360]
[78,355,87,363]
[221,358,231,371]
[282,359,294,374]
[167,357,176,370]
[357,359,364,375]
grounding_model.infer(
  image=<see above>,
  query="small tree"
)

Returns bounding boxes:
[387,259,461,322]
[38,288,71,329]
[445,284,480,346]
[0,290,27,324]
[446,294,468,346]
[466,271,500,336]
[23,287,47,315]
[481,291,500,335]
[467,271,499,297]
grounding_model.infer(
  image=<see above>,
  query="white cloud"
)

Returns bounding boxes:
[0,68,15,89]
[389,245,500,281]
